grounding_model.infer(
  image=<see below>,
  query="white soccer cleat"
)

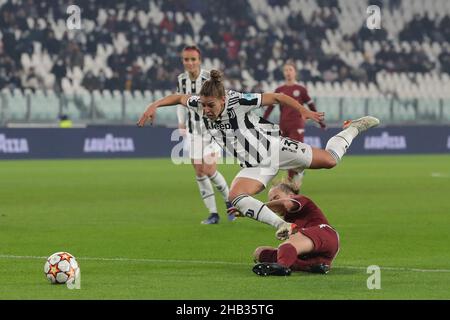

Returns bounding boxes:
[343,116,380,133]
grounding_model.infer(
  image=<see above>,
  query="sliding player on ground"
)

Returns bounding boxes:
[251,180,339,276]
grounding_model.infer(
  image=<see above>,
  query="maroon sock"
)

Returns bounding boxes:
[277,243,298,268]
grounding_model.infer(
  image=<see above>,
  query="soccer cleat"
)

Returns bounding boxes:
[309,263,330,274]
[225,201,237,221]
[201,213,220,224]
[343,116,380,133]
[252,263,291,276]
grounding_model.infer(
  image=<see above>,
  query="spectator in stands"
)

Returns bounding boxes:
[439,47,450,74]
[51,59,66,92]
[22,67,44,91]
[0,0,448,94]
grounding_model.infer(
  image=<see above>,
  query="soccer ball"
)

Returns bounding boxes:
[44,252,79,284]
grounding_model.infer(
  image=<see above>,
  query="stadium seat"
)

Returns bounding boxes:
[29,90,60,121]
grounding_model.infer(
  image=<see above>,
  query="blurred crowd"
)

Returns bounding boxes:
[0,0,449,93]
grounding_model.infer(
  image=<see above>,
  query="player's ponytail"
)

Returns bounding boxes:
[200,69,225,98]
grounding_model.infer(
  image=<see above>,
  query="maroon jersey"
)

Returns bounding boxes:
[283,195,330,229]
[263,84,315,133]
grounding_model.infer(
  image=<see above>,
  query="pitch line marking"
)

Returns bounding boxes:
[1,254,450,273]
[431,172,450,178]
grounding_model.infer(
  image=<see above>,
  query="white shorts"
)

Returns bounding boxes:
[235,137,313,187]
[186,132,222,160]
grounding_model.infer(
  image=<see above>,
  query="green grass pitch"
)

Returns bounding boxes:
[0,155,449,299]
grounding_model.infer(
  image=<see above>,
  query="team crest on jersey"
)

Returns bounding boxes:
[293,90,300,97]
[227,109,237,119]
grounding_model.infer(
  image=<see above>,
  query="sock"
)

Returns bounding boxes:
[325,126,359,162]
[277,243,298,268]
[231,194,285,228]
[196,175,217,214]
[209,171,229,202]
[288,170,304,185]
[293,171,304,186]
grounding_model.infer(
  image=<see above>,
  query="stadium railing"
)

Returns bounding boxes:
[0,90,449,127]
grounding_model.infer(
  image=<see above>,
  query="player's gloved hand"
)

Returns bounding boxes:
[275,222,298,241]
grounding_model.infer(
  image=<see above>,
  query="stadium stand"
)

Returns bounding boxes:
[0,0,449,124]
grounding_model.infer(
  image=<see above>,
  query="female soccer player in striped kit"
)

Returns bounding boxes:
[138,70,379,240]
[176,46,234,224]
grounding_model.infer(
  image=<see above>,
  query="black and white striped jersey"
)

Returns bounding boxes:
[186,90,281,168]
[176,69,210,135]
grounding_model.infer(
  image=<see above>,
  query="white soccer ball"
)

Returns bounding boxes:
[44,252,79,284]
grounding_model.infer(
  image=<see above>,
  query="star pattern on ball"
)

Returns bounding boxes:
[67,268,76,280]
[58,253,72,262]
[48,264,60,277]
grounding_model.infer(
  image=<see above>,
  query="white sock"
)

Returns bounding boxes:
[231,194,285,229]
[325,126,359,162]
[196,175,217,214]
[209,171,229,202]
[292,171,304,186]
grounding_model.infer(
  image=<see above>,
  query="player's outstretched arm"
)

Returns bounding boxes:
[137,94,190,127]
[261,93,324,124]
[265,198,299,215]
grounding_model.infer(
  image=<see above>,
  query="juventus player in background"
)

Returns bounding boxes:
[176,46,234,224]
[263,61,326,186]
[138,70,380,240]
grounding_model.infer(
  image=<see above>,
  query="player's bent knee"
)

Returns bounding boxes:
[253,247,264,262]
[325,157,337,169]
[317,154,337,169]
[193,165,205,176]
[253,246,276,262]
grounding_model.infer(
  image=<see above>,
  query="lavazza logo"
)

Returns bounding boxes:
[0,134,29,153]
[83,133,135,153]
[364,131,407,150]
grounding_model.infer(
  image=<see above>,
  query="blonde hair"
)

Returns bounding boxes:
[270,177,300,195]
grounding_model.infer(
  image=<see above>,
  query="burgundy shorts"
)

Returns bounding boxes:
[293,224,340,271]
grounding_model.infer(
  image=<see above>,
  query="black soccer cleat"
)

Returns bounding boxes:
[309,263,330,274]
[252,263,291,276]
